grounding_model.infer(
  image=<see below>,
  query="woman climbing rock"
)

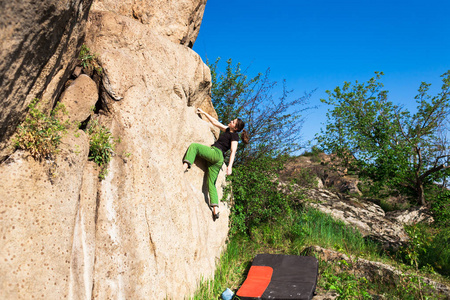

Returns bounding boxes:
[183,108,249,220]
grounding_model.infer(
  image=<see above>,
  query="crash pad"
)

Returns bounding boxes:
[236,254,318,300]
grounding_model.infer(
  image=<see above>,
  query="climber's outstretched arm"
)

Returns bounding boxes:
[196,108,227,132]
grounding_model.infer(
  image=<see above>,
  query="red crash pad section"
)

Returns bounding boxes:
[236,266,274,298]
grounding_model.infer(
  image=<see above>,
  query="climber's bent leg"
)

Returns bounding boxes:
[184,143,222,167]
[184,143,224,207]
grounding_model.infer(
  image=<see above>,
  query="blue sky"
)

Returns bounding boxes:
[193,0,450,145]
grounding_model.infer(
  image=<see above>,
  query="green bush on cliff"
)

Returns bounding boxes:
[86,119,118,179]
[14,98,67,159]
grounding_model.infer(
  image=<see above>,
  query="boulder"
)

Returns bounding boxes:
[57,74,99,128]
[0,0,93,160]
[304,189,409,250]
[91,0,207,47]
[386,206,434,225]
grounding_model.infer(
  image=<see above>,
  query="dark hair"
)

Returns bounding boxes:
[236,118,249,144]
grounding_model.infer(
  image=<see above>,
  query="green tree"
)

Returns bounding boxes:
[318,71,450,205]
[208,58,314,164]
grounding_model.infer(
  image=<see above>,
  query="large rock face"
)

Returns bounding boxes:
[85,10,228,299]
[0,131,92,299]
[91,0,207,47]
[0,1,230,299]
[0,0,93,159]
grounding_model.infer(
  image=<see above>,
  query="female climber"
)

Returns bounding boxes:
[183,108,249,220]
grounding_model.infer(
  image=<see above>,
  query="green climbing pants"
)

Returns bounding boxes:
[184,143,224,207]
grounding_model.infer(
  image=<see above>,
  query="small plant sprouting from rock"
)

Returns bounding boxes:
[86,120,118,179]
[79,44,102,75]
[14,98,67,159]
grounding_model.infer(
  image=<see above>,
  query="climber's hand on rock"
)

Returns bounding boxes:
[226,166,232,176]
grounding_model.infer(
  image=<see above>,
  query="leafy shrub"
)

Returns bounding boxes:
[401,223,450,277]
[86,120,117,179]
[400,224,433,270]
[376,196,412,212]
[398,223,450,278]
[429,188,450,227]
[14,98,66,159]
[422,227,450,277]
[226,155,300,235]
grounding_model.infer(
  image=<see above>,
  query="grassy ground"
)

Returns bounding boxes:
[190,207,449,300]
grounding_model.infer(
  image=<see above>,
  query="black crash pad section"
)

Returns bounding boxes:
[237,254,318,300]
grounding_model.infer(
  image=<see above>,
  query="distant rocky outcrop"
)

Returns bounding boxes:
[281,154,435,250]
[281,154,362,195]
[0,1,230,299]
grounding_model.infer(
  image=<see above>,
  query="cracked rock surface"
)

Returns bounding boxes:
[304,188,410,250]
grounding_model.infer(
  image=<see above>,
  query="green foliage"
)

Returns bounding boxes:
[401,224,433,270]
[190,235,254,300]
[320,263,372,300]
[377,197,412,212]
[79,44,102,74]
[429,187,450,227]
[321,256,443,299]
[225,155,299,235]
[399,224,450,277]
[86,120,117,179]
[393,275,438,300]
[79,44,94,68]
[298,207,381,255]
[208,58,314,164]
[14,98,67,159]
[422,227,450,277]
[318,71,450,205]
